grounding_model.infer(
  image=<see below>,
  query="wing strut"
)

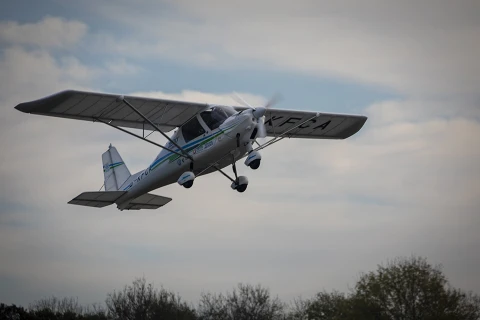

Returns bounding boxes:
[117,96,193,161]
[94,117,188,159]
[254,113,320,151]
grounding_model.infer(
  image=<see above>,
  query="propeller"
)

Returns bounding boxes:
[232,92,281,142]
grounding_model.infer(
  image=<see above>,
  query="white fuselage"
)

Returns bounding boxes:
[115,108,257,209]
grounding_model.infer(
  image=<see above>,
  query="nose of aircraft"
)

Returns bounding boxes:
[252,107,266,119]
[224,110,256,139]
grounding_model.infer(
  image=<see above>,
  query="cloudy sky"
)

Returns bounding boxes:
[1,0,479,307]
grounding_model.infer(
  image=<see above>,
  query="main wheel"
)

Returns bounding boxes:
[231,176,248,192]
[236,184,248,192]
[182,180,194,188]
[249,159,261,170]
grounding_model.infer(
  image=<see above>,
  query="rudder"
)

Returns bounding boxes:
[102,144,131,191]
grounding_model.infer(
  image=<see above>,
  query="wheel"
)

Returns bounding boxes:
[231,176,248,192]
[182,180,194,188]
[236,184,248,192]
[249,159,261,170]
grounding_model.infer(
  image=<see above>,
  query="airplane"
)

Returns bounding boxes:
[15,90,368,210]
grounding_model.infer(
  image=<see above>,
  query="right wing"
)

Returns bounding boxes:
[15,90,209,132]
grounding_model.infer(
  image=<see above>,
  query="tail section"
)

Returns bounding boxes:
[67,144,173,210]
[102,144,131,191]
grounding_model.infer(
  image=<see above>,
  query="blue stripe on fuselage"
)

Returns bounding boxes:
[121,119,242,192]
[149,120,240,170]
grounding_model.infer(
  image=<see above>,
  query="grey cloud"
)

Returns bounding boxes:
[0,16,87,48]
[0,46,94,103]
[1,11,479,309]
[84,0,480,97]
[3,93,479,305]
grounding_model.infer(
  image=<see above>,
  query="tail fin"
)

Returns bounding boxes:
[102,144,131,191]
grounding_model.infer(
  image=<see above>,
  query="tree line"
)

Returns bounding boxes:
[2,256,479,319]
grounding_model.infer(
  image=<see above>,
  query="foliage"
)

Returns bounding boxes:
[198,283,285,320]
[353,256,480,320]
[285,256,480,320]
[27,297,108,320]
[2,256,480,320]
[0,303,33,320]
[105,277,196,320]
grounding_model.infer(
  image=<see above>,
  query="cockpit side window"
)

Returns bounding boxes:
[200,107,234,131]
[182,116,206,142]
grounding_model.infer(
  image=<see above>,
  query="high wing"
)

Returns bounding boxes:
[234,107,367,140]
[14,90,209,132]
[15,90,367,139]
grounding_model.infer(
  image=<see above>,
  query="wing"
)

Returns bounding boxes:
[14,90,209,132]
[235,107,368,139]
[15,89,367,139]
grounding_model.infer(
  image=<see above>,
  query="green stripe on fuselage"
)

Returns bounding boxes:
[149,123,237,172]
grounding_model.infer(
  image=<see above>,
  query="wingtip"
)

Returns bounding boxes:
[13,90,78,114]
[14,103,29,113]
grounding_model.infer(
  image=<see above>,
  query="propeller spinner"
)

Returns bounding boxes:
[232,92,281,142]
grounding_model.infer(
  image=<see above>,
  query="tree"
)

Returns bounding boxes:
[286,292,383,320]
[353,256,480,320]
[28,296,108,320]
[304,291,348,320]
[198,283,285,320]
[105,277,196,320]
[286,297,310,320]
[0,303,34,320]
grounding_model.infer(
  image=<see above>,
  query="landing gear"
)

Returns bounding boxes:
[230,154,248,193]
[231,175,248,193]
[249,159,261,170]
[183,180,194,189]
[214,154,249,193]
[177,171,195,188]
[244,150,262,170]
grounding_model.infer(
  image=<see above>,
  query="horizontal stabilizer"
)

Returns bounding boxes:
[124,193,172,210]
[68,191,126,208]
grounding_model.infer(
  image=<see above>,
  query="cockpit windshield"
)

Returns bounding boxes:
[200,106,237,130]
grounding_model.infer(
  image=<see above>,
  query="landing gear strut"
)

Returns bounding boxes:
[214,154,248,193]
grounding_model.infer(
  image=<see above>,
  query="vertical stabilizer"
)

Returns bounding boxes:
[102,144,131,191]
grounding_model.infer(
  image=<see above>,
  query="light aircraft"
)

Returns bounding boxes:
[15,90,367,210]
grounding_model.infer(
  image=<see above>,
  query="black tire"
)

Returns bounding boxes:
[183,180,194,188]
[249,159,261,170]
[236,184,248,192]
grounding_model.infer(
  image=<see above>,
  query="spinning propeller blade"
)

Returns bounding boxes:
[257,117,267,139]
[231,92,282,142]
[232,92,255,109]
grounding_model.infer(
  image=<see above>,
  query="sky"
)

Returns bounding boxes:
[0,0,479,307]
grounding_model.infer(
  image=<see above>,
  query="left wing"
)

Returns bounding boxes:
[234,107,368,140]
